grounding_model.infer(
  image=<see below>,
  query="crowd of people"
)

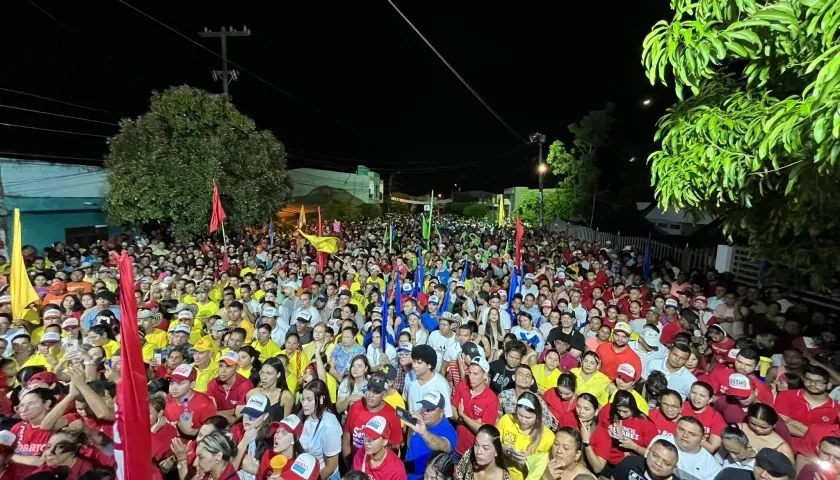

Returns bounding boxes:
[0,214,836,480]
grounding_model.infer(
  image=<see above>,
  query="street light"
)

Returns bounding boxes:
[530,132,546,228]
[642,98,652,106]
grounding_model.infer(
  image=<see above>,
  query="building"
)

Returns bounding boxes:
[503,186,560,216]
[636,202,716,236]
[0,158,119,251]
[289,165,383,204]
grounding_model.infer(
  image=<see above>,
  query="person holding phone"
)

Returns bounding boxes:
[404,392,457,480]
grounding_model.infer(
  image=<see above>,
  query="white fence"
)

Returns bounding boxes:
[548,220,717,273]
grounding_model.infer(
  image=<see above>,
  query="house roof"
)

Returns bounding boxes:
[635,202,716,225]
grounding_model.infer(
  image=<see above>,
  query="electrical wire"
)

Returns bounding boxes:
[0,123,109,138]
[116,0,364,137]
[26,0,72,31]
[0,87,127,117]
[0,105,119,126]
[385,0,527,143]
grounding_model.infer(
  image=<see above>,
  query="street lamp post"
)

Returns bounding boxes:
[530,132,546,228]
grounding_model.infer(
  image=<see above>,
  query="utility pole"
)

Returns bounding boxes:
[198,26,251,96]
[530,132,546,228]
[388,172,399,212]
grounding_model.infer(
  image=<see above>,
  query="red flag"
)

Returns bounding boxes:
[114,253,152,480]
[209,181,227,233]
[317,206,326,274]
[515,216,524,269]
[221,252,229,271]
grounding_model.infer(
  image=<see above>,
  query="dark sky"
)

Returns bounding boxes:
[2,1,674,196]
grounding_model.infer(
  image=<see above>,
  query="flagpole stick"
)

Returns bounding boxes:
[220,218,228,252]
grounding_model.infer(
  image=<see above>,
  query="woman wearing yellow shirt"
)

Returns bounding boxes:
[496,392,555,480]
[87,324,121,359]
[253,324,282,362]
[531,351,561,394]
[236,345,260,386]
[280,333,305,394]
[570,351,611,406]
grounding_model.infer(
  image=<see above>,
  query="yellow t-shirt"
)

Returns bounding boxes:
[496,414,555,480]
[253,340,282,362]
[240,267,257,277]
[142,343,156,362]
[607,389,650,415]
[195,301,220,323]
[301,342,335,364]
[168,319,205,345]
[570,368,612,407]
[238,366,253,379]
[102,340,121,359]
[253,290,265,302]
[21,353,63,372]
[384,390,406,426]
[531,365,560,395]
[180,294,197,305]
[193,362,219,393]
[145,328,169,350]
[237,319,255,345]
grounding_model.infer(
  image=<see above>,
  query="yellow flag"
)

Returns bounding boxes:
[498,195,505,227]
[11,209,38,319]
[298,204,306,227]
[298,230,339,254]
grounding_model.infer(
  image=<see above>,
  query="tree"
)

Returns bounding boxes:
[515,189,576,224]
[322,201,361,222]
[463,204,491,218]
[385,193,412,213]
[358,203,383,219]
[104,86,292,239]
[642,0,840,290]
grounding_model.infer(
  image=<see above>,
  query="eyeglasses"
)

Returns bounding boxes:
[804,377,828,386]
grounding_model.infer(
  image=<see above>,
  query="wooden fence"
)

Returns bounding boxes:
[547,220,717,273]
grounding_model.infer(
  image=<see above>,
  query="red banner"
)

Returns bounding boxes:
[114,253,152,480]
[209,180,227,233]
[515,216,524,269]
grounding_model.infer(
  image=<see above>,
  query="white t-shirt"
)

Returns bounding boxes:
[653,435,722,480]
[510,326,546,352]
[643,356,697,400]
[404,372,452,416]
[481,308,512,330]
[366,343,397,369]
[401,328,428,346]
[521,284,539,298]
[443,341,487,363]
[427,330,459,371]
[301,412,342,469]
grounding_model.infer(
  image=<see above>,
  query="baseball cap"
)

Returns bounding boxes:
[641,327,661,348]
[497,289,507,297]
[367,372,388,393]
[524,273,535,280]
[727,373,752,398]
[338,289,352,297]
[61,318,80,330]
[39,332,61,345]
[0,431,14,453]
[471,356,491,374]
[241,393,269,418]
[172,324,191,335]
[296,311,312,323]
[428,295,440,305]
[613,322,632,336]
[616,363,638,383]
[43,309,61,319]
[274,414,304,437]
[170,364,197,382]
[378,364,397,381]
[261,307,278,317]
[211,320,229,332]
[28,372,58,387]
[456,281,466,288]
[177,310,195,320]
[220,350,239,366]
[462,342,480,359]
[665,298,679,308]
[360,415,390,440]
[695,295,707,303]
[397,342,413,353]
[402,283,413,293]
[647,306,661,315]
[754,448,796,480]
[193,336,218,353]
[417,391,445,411]
[143,300,160,309]
[286,453,321,480]
[540,299,553,309]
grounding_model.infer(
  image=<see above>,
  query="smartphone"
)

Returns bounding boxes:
[154,349,163,364]
[396,407,417,426]
[65,340,79,355]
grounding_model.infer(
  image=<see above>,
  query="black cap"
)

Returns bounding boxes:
[680,309,699,326]
[755,448,795,479]
[367,373,387,393]
[339,289,352,297]
[490,292,501,300]
[378,364,397,381]
[547,329,572,346]
[462,342,480,359]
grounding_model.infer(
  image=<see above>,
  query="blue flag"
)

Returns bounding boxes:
[269,219,275,246]
[461,260,469,282]
[389,269,401,350]
[508,266,519,325]
[642,233,652,280]
[412,247,424,299]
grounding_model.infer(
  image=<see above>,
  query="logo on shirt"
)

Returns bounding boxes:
[608,424,640,441]
[473,406,484,417]
[503,432,517,444]
[824,416,831,423]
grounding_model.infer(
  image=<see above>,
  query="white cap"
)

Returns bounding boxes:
[241,393,269,418]
[177,310,194,320]
[137,309,154,319]
[39,332,61,344]
[524,273,535,280]
[456,281,466,288]
[172,324,191,335]
[641,327,661,347]
[0,431,14,447]
[43,309,61,318]
[296,311,312,322]
[261,306,278,317]
[471,356,490,373]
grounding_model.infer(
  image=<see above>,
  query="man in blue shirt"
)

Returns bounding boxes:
[405,391,458,480]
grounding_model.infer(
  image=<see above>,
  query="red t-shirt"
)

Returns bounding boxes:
[794,423,840,457]
[32,457,98,479]
[151,423,179,461]
[206,374,252,412]
[352,446,408,480]
[708,338,735,365]
[343,402,402,458]
[649,409,678,437]
[660,322,688,346]
[451,383,500,455]
[543,390,577,422]
[680,404,726,439]
[590,417,657,465]
[10,421,53,478]
[775,390,839,428]
[698,368,775,406]
[595,343,642,382]
[164,392,218,433]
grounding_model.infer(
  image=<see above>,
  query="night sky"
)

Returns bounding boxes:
[3,1,674,196]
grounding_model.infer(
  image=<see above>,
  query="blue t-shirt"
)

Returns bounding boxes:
[405,418,457,480]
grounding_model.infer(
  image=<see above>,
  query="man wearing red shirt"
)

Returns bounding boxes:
[342,372,402,461]
[163,364,217,437]
[660,309,696,346]
[619,287,649,316]
[206,351,253,425]
[595,322,642,381]
[697,346,774,406]
[775,365,838,451]
[451,357,500,461]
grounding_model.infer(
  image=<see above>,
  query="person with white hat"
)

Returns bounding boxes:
[351,415,407,480]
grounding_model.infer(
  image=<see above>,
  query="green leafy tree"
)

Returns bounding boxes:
[358,203,383,219]
[463,204,491,218]
[515,189,577,224]
[104,86,292,240]
[642,0,840,290]
[386,193,412,213]
[322,201,361,222]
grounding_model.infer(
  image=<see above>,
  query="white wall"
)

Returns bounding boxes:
[0,159,108,198]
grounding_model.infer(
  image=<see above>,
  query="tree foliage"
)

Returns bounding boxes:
[322,201,361,222]
[515,190,577,224]
[642,0,840,290]
[386,193,412,213]
[358,203,383,219]
[463,204,492,218]
[104,86,292,240]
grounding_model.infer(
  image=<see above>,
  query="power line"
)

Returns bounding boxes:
[0,123,109,138]
[386,0,526,143]
[0,105,119,126]
[26,0,72,31]
[0,87,127,117]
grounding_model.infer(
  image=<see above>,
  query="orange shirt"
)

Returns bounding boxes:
[41,293,68,307]
[66,281,93,296]
[595,342,642,381]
